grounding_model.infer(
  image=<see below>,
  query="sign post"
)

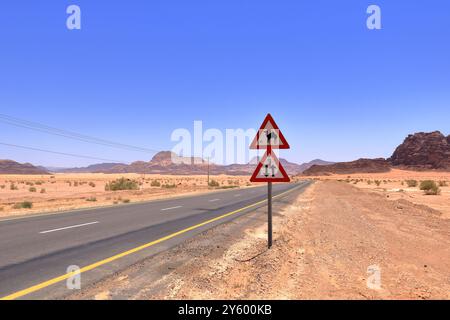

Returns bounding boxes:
[250,114,290,249]
[268,181,273,248]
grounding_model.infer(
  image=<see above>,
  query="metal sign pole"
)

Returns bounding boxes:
[268,181,273,249]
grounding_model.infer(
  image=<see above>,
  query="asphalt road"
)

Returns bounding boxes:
[0,181,310,299]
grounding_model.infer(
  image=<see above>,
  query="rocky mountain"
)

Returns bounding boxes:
[389,131,450,170]
[0,160,49,175]
[297,159,336,172]
[303,131,450,175]
[303,158,390,176]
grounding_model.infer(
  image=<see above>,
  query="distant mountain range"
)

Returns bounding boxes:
[49,152,334,176]
[2,131,448,176]
[0,151,334,176]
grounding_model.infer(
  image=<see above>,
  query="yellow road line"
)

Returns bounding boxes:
[0,184,304,300]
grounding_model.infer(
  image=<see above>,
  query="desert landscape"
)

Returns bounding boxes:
[1,130,450,300]
[0,173,253,219]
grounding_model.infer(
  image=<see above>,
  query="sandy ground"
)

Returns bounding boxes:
[0,174,252,219]
[69,180,450,300]
[308,169,450,219]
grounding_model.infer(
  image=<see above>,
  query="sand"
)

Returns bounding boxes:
[306,169,450,218]
[0,173,253,219]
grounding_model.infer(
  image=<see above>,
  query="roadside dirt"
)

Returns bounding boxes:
[69,181,450,300]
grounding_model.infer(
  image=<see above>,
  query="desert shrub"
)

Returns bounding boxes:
[438,180,448,187]
[35,181,43,185]
[220,185,238,189]
[74,181,79,187]
[208,180,220,187]
[13,201,33,209]
[10,183,19,190]
[0,185,5,189]
[105,178,139,191]
[89,182,96,188]
[151,180,161,187]
[374,180,381,186]
[86,197,97,202]
[122,199,131,203]
[420,180,441,195]
[367,180,372,185]
[162,184,176,189]
[29,187,37,192]
[40,188,46,193]
[405,180,418,188]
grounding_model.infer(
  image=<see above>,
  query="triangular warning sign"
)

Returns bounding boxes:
[250,151,291,183]
[250,114,290,150]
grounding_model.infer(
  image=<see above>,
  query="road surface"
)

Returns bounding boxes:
[0,181,310,299]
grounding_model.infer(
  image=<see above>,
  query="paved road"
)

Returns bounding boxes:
[0,181,310,299]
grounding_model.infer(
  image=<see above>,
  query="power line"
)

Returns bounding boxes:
[0,142,126,163]
[0,113,161,154]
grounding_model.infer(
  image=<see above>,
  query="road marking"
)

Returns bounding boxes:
[39,222,99,234]
[208,199,220,202]
[0,183,306,300]
[161,206,182,211]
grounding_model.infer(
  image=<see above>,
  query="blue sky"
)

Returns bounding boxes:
[0,0,449,167]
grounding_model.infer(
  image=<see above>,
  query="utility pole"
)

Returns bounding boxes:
[207,157,210,187]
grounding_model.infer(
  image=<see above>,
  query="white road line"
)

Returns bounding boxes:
[161,206,183,211]
[39,221,99,234]
[209,199,221,202]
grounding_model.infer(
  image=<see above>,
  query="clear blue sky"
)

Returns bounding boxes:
[1,0,449,167]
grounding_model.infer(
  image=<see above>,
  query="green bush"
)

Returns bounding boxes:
[29,187,37,192]
[420,180,441,195]
[13,201,33,209]
[151,180,161,187]
[208,179,220,187]
[162,184,177,189]
[105,178,139,191]
[405,180,418,188]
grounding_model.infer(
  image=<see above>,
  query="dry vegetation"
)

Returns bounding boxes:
[0,173,253,219]
[307,169,450,218]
